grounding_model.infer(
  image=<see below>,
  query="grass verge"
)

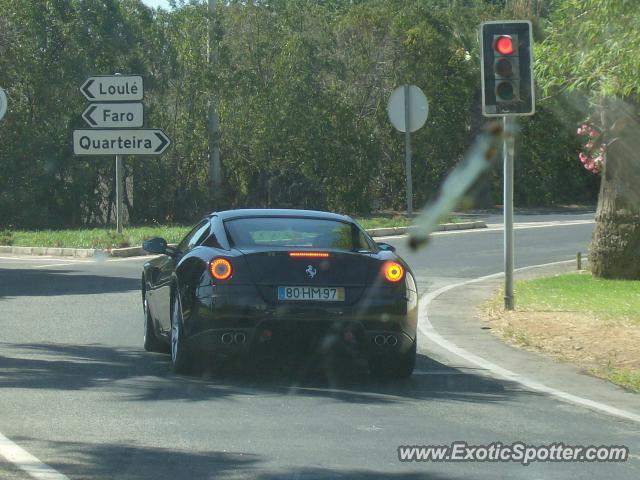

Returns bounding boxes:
[1,214,465,250]
[2,226,191,250]
[482,271,640,392]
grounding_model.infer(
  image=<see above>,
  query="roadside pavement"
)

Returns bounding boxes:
[421,262,640,423]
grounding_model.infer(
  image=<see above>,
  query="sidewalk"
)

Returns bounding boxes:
[421,262,640,423]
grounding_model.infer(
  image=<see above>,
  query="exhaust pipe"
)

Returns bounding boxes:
[386,335,398,347]
[374,334,386,346]
[221,332,233,345]
[234,332,246,344]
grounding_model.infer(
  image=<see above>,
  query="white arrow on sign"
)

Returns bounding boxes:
[82,102,144,128]
[80,75,143,102]
[73,129,170,156]
[0,87,7,121]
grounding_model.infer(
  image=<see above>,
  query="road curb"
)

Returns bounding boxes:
[110,246,146,257]
[0,221,487,258]
[0,245,99,258]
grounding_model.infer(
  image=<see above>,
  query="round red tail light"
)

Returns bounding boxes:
[209,258,233,280]
[383,261,405,282]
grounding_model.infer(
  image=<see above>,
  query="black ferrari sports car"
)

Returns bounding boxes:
[141,209,418,378]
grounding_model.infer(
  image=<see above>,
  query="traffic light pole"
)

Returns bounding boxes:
[479,21,533,310]
[503,116,515,310]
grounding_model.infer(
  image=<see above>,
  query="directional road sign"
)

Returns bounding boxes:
[82,102,144,128]
[0,87,7,121]
[73,129,170,156]
[80,75,143,102]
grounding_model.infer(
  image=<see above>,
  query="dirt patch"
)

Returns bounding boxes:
[481,306,640,384]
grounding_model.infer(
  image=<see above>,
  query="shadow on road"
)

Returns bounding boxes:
[0,268,140,298]
[14,438,260,479]
[11,437,476,480]
[0,342,540,406]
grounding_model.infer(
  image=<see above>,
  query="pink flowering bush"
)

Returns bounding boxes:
[576,122,605,174]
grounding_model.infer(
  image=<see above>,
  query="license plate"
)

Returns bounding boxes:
[278,286,345,302]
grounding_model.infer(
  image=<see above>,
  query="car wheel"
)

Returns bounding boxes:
[170,293,193,374]
[369,338,416,379]
[143,295,168,353]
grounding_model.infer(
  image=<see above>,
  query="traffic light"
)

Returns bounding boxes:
[480,21,534,116]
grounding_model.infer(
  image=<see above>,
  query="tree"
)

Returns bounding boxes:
[0,0,603,230]
[537,0,640,279]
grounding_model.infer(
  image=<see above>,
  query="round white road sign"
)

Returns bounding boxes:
[0,87,7,121]
[387,85,428,133]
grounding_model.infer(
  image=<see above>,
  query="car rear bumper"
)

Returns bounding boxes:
[187,321,416,358]
[185,284,418,356]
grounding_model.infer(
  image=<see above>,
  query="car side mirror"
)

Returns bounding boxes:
[376,242,396,253]
[143,237,169,255]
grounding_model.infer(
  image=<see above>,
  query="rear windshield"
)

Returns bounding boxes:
[224,217,373,251]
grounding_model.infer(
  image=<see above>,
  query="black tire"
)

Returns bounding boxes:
[170,293,193,374]
[369,338,416,379]
[143,293,168,353]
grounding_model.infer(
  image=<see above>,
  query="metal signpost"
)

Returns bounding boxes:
[74,74,171,233]
[387,85,429,215]
[480,20,535,310]
[0,87,7,122]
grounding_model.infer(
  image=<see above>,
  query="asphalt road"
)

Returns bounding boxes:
[1,211,638,479]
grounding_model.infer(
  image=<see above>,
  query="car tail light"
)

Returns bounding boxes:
[288,252,330,258]
[383,261,404,282]
[209,257,233,280]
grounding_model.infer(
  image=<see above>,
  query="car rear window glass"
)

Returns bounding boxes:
[224,217,372,251]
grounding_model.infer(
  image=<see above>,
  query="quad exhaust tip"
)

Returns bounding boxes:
[221,332,234,345]
[221,332,247,345]
[374,334,398,346]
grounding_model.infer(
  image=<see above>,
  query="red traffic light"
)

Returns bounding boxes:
[495,36,514,55]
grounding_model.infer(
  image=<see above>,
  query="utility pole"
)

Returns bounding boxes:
[208,0,221,200]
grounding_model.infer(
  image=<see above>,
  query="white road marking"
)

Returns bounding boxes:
[30,263,75,269]
[485,219,595,230]
[419,259,640,424]
[374,219,595,240]
[413,369,469,376]
[0,256,78,262]
[0,432,69,480]
[0,255,148,264]
[105,255,154,262]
